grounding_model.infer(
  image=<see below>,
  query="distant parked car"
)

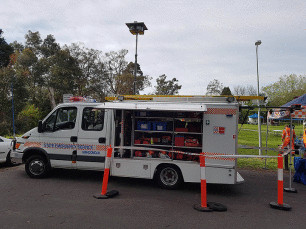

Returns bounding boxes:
[0,136,13,165]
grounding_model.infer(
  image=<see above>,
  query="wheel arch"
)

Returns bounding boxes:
[153,163,184,182]
[23,147,50,165]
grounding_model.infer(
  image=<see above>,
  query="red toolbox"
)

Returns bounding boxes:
[184,137,200,147]
[135,151,146,157]
[175,136,185,146]
[134,139,141,144]
[175,128,188,132]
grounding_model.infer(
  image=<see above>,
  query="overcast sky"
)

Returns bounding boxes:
[1,0,305,95]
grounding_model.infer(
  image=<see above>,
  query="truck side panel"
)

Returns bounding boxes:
[110,158,237,184]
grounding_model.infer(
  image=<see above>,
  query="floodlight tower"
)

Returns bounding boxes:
[126,21,148,95]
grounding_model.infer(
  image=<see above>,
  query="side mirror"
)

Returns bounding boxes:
[38,120,43,133]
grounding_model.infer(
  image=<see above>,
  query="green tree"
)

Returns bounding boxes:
[220,86,232,95]
[104,50,151,95]
[0,29,160,135]
[14,31,47,107]
[10,41,24,53]
[0,67,14,135]
[154,74,182,95]
[206,79,223,95]
[67,43,107,100]
[118,62,151,95]
[47,48,81,106]
[25,30,42,54]
[20,31,81,108]
[0,59,29,135]
[0,29,14,68]
[104,49,128,95]
[262,74,306,106]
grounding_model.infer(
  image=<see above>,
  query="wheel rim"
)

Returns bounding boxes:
[29,159,45,176]
[160,167,178,186]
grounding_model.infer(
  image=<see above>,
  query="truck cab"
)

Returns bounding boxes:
[12,102,110,176]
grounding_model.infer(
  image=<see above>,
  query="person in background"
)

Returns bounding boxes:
[282,124,297,170]
[281,124,296,150]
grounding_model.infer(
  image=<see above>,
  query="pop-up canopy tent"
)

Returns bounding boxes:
[268,94,306,120]
[248,113,264,124]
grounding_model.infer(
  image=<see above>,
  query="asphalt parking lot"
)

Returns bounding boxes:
[0,164,305,229]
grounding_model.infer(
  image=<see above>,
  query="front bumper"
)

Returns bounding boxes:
[10,151,23,164]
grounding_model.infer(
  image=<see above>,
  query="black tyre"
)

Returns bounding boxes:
[156,165,183,189]
[25,155,50,178]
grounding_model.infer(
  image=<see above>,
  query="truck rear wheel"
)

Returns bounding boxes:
[156,165,183,189]
[25,155,50,178]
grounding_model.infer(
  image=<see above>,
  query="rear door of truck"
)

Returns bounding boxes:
[202,104,239,183]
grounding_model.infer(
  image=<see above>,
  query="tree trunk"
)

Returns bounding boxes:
[48,87,56,108]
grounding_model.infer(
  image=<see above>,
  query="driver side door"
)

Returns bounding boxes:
[40,106,78,169]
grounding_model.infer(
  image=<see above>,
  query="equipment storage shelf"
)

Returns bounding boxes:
[173,146,202,149]
[135,130,173,134]
[134,144,173,148]
[174,132,202,135]
[131,110,203,161]
[135,116,173,120]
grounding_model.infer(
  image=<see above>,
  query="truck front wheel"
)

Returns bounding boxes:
[156,165,183,189]
[25,155,50,178]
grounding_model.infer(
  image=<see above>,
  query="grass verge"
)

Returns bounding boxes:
[237,124,304,170]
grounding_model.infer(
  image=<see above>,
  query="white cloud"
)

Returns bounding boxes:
[1,0,305,95]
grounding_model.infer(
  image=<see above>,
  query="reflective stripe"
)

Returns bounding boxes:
[200,154,206,179]
[105,147,112,168]
[105,157,111,169]
[278,168,283,181]
[201,167,206,180]
[200,153,207,208]
[277,154,284,205]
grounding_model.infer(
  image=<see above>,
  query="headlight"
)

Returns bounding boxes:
[15,143,21,149]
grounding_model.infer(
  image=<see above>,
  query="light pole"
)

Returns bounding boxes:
[126,21,148,95]
[255,40,262,155]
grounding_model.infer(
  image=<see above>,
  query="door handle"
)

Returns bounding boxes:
[98,137,106,144]
[70,136,78,142]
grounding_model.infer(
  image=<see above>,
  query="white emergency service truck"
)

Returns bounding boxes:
[11,96,244,189]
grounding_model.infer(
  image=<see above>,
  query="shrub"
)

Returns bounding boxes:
[17,104,41,133]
